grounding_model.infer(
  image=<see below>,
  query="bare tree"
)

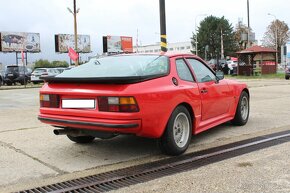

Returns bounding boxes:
[262,20,290,63]
[234,20,254,50]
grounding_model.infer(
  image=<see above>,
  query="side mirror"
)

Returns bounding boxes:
[216,70,224,80]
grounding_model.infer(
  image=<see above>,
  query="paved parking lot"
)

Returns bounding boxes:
[0,79,290,192]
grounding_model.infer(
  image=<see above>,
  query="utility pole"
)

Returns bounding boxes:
[221,29,224,60]
[68,0,79,65]
[247,0,250,48]
[159,0,167,53]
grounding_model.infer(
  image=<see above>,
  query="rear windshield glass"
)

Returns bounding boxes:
[33,69,47,73]
[57,55,169,78]
[5,66,25,73]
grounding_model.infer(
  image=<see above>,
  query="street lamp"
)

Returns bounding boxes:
[68,0,80,66]
[268,13,278,68]
[195,14,207,56]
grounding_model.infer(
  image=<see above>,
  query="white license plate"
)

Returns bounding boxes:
[62,99,95,109]
[8,74,13,77]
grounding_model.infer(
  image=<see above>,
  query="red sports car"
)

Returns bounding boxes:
[39,53,249,155]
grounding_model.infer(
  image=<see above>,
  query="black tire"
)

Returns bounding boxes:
[231,91,250,126]
[20,78,28,85]
[6,82,12,86]
[67,135,95,143]
[286,76,289,80]
[159,106,192,156]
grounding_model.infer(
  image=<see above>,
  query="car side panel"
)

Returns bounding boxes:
[198,79,232,121]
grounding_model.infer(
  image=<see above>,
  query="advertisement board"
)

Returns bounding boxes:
[0,32,40,52]
[103,35,133,53]
[55,34,91,53]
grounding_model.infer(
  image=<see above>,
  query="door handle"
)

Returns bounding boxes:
[200,88,208,94]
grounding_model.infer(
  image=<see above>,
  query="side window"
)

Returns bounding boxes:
[187,58,216,83]
[175,59,194,82]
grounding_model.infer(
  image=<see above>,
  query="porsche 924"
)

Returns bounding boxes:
[38,53,249,155]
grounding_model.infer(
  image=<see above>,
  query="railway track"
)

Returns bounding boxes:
[17,130,290,193]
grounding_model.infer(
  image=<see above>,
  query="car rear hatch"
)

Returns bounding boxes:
[39,82,143,132]
[5,67,19,81]
[40,82,141,118]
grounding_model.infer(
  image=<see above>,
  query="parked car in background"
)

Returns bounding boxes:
[0,71,3,87]
[4,65,31,85]
[38,53,249,156]
[207,59,217,71]
[285,64,290,80]
[207,59,227,72]
[227,60,238,75]
[54,67,67,74]
[31,68,58,84]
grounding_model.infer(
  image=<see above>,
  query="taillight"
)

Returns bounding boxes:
[97,96,139,112]
[40,94,59,108]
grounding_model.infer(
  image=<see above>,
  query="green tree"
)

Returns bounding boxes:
[191,16,237,60]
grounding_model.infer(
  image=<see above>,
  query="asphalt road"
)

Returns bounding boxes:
[0,79,290,192]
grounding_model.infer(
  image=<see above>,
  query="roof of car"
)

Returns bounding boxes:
[108,52,199,59]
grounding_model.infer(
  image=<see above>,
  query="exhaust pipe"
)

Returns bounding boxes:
[53,129,81,136]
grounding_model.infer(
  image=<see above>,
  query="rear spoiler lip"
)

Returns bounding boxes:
[41,74,168,84]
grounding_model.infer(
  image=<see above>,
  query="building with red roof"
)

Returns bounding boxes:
[236,45,277,75]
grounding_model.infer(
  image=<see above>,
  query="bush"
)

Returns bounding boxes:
[34,59,51,68]
[51,61,69,68]
[33,60,69,69]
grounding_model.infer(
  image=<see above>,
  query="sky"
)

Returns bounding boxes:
[0,0,289,65]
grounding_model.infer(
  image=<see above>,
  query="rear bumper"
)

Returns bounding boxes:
[31,79,44,83]
[4,76,25,83]
[31,76,43,82]
[38,114,141,134]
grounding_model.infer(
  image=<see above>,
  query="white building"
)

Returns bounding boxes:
[134,41,194,54]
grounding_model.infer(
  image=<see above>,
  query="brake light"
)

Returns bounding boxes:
[98,96,139,112]
[40,94,59,108]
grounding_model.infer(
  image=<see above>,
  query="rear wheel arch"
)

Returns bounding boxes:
[160,102,195,137]
[159,104,193,155]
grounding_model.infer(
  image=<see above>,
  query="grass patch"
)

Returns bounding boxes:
[225,73,285,80]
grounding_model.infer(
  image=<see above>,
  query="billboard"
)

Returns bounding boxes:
[103,35,133,53]
[0,32,40,52]
[55,34,91,53]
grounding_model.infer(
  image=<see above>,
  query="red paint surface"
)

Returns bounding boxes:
[39,53,248,138]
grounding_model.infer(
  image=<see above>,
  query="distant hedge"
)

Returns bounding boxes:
[34,59,69,69]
